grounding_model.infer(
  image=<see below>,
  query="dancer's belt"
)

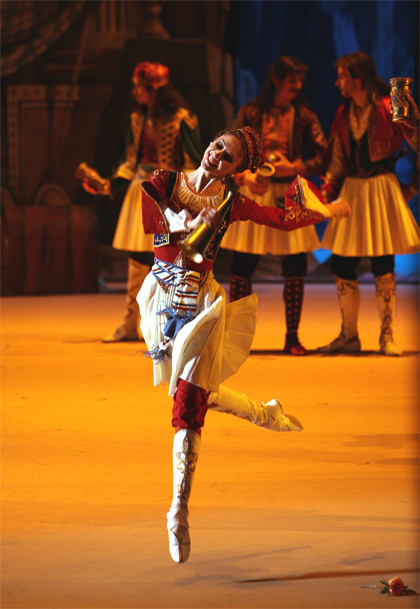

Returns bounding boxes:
[154,232,213,273]
[152,258,209,294]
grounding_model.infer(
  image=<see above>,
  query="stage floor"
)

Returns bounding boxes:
[1,283,419,609]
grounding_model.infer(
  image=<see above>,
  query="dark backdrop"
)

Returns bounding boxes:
[222,0,419,277]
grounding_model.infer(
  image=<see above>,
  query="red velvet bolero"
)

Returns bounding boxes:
[322,96,415,201]
[141,170,328,271]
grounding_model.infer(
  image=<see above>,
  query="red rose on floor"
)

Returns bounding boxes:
[388,578,405,596]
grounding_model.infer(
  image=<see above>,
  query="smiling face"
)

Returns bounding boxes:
[201,134,246,178]
[273,72,304,107]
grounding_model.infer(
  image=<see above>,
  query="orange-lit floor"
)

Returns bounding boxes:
[1,283,419,609]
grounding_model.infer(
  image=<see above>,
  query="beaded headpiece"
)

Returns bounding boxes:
[238,126,263,173]
[132,62,170,90]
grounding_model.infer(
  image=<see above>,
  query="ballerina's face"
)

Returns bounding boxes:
[202,134,245,178]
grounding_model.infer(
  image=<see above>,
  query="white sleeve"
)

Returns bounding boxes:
[325,134,347,183]
[163,207,193,232]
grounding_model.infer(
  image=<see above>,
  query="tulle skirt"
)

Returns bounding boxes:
[321,173,420,256]
[112,167,154,252]
[221,181,321,255]
[138,271,257,395]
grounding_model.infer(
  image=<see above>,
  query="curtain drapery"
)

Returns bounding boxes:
[1,0,85,76]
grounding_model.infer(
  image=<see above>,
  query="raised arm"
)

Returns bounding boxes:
[230,176,350,231]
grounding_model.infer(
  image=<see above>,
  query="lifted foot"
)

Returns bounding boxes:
[265,400,304,431]
[168,524,190,563]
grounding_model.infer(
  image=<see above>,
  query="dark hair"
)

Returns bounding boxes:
[253,56,309,113]
[335,52,390,101]
[214,127,263,174]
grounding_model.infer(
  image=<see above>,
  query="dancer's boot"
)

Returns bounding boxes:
[167,428,201,563]
[283,276,307,355]
[317,276,361,353]
[208,386,303,431]
[229,275,252,302]
[375,273,402,356]
[103,258,149,342]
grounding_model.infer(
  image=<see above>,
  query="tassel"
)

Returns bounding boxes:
[158,307,195,340]
[143,339,172,363]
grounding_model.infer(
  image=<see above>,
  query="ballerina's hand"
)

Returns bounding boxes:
[186,207,221,231]
[327,197,351,219]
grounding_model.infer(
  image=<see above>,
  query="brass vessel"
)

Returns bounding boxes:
[389,77,413,122]
[75,162,110,194]
[178,191,234,263]
[256,162,275,186]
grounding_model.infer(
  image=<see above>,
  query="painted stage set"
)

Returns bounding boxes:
[1,282,419,609]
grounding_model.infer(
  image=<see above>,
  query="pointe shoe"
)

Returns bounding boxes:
[380,339,402,356]
[102,324,141,343]
[317,333,361,354]
[168,524,190,563]
[265,399,303,431]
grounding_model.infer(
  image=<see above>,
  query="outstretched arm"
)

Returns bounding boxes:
[230,176,350,231]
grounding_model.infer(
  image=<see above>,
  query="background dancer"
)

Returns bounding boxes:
[221,57,328,355]
[82,61,202,342]
[138,126,350,563]
[318,52,419,356]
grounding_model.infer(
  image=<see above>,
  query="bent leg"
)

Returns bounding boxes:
[207,385,303,432]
